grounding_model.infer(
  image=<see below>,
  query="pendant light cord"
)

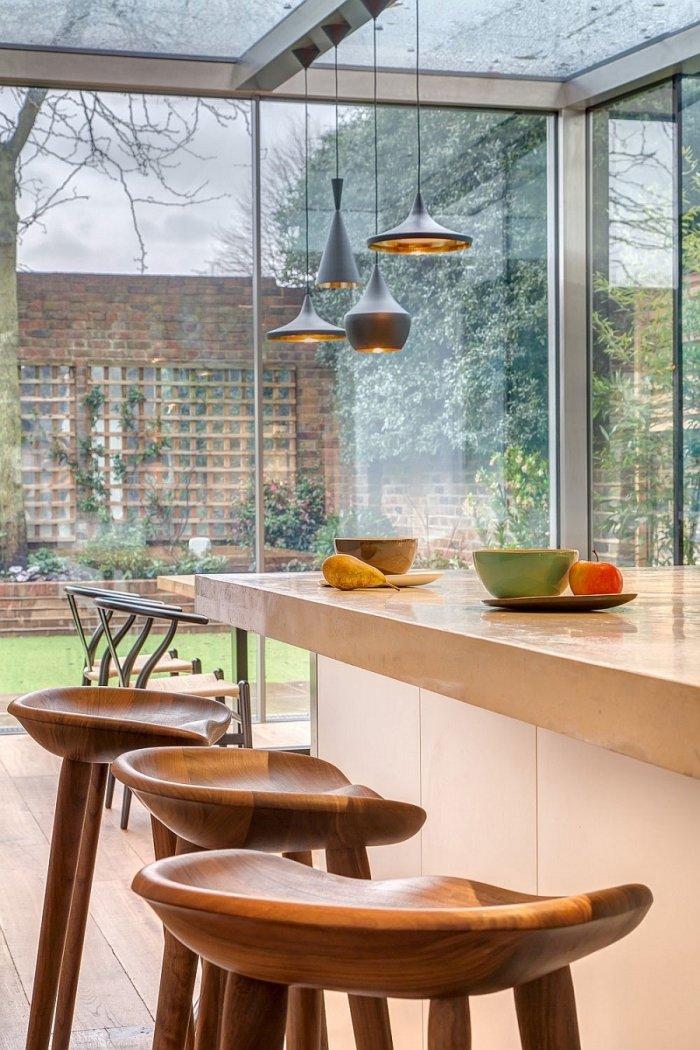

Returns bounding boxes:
[373,17,379,238]
[334,44,340,180]
[304,65,310,292]
[415,0,421,193]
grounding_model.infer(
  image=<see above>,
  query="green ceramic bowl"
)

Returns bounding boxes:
[473,548,579,599]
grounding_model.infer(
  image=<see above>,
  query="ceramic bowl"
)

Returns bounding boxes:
[334,537,418,575]
[473,548,578,599]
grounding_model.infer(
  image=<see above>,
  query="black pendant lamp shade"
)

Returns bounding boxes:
[267,46,345,344]
[368,0,472,255]
[344,261,410,353]
[316,176,361,288]
[345,13,411,355]
[316,21,361,290]
[267,292,346,343]
[368,189,472,253]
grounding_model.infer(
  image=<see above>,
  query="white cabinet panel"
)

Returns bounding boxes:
[421,690,537,1049]
[538,729,700,1050]
[317,657,424,1047]
[316,656,422,879]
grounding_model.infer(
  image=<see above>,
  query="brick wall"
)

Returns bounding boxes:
[17,272,341,523]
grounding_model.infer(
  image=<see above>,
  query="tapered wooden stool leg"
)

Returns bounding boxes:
[325,847,394,1050]
[194,962,226,1050]
[428,997,471,1050]
[26,758,93,1050]
[514,966,582,1050]
[151,821,198,1050]
[286,988,325,1050]
[51,763,109,1050]
[219,974,287,1050]
[283,851,327,1050]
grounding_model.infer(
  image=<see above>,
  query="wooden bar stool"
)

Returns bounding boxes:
[112,746,427,1050]
[94,596,252,830]
[8,686,231,1050]
[134,849,653,1050]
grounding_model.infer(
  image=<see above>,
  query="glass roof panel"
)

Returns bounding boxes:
[0,0,306,59]
[329,0,700,80]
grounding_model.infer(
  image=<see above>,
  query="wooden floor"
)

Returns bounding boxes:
[0,724,310,1049]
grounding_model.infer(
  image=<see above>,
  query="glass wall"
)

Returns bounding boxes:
[0,87,257,721]
[681,78,700,562]
[0,84,555,726]
[256,99,552,580]
[590,76,700,565]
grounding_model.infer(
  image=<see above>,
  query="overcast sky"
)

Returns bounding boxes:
[11,90,334,276]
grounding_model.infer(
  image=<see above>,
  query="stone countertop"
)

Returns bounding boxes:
[165,568,700,778]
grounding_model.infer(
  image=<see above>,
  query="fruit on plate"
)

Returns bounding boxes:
[322,554,397,591]
[569,551,623,595]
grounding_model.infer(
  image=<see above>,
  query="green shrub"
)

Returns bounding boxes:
[231,476,328,552]
[77,522,159,579]
[27,548,69,576]
[466,447,550,548]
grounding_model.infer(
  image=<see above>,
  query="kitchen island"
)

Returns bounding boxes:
[181,568,699,1048]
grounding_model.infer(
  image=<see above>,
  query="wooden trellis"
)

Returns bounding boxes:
[20,364,77,543]
[20,362,298,544]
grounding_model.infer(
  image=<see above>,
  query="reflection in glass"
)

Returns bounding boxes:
[681,77,700,563]
[251,101,551,570]
[590,82,676,566]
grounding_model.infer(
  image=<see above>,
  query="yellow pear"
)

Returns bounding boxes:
[322,554,396,590]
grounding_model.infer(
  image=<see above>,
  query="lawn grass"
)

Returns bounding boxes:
[0,631,310,695]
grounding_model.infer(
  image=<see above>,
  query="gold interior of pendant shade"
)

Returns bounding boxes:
[270,331,345,343]
[372,235,471,254]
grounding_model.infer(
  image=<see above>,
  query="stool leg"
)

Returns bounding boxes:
[151,821,199,1050]
[428,998,471,1050]
[514,966,582,1050]
[120,784,133,829]
[219,973,287,1050]
[194,962,226,1050]
[105,768,115,808]
[325,847,394,1050]
[26,758,93,1050]
[51,763,109,1050]
[283,851,328,1050]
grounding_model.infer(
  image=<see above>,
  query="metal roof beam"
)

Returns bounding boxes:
[563,22,700,110]
[231,0,389,93]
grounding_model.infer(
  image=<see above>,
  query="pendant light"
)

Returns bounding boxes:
[345,15,410,354]
[315,20,361,290]
[267,49,345,343]
[367,0,472,254]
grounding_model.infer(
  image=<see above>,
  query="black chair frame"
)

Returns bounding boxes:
[94,596,252,829]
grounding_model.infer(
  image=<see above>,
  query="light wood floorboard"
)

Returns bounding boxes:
[0,721,310,1048]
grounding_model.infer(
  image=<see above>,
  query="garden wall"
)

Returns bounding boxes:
[0,579,194,637]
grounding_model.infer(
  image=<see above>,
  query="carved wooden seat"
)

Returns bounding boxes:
[7,687,230,1050]
[113,745,423,852]
[113,746,426,1050]
[134,849,653,1050]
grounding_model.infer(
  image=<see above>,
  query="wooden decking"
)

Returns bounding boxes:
[0,723,310,1049]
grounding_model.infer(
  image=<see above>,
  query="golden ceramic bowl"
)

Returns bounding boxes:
[334,537,418,575]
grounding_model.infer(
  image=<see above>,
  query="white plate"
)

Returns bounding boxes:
[321,571,442,589]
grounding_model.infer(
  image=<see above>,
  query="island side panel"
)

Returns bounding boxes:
[419,690,538,1050]
[537,729,700,1050]
[316,656,424,1050]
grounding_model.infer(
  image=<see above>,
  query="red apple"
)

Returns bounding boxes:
[569,551,624,595]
